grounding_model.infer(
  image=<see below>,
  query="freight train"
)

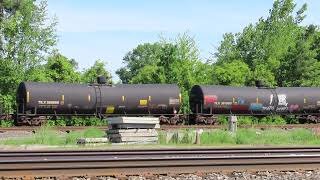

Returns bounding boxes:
[2,77,320,125]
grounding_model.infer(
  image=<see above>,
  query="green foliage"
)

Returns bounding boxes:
[0,120,14,127]
[198,128,320,145]
[285,115,300,124]
[237,116,253,125]
[81,60,112,84]
[216,116,228,125]
[45,51,81,83]
[131,65,166,84]
[116,33,212,113]
[0,0,57,96]
[213,0,320,87]
[33,126,63,145]
[45,117,107,126]
[0,94,14,114]
[213,60,251,86]
[259,116,287,125]
[201,130,235,144]
[0,0,115,114]
[1,126,105,145]
[65,127,105,144]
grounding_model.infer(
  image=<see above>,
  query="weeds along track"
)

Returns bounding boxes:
[0,124,319,133]
[0,147,320,178]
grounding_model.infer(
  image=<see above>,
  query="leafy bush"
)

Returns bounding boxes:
[45,117,107,126]
[0,120,14,127]
[216,115,228,125]
[0,94,14,114]
[237,116,253,125]
[259,116,286,125]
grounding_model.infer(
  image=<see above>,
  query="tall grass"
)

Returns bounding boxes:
[216,115,287,125]
[159,128,320,146]
[2,126,105,145]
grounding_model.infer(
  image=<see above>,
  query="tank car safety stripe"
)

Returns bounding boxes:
[149,96,152,101]
[256,97,259,103]
[304,98,307,104]
[61,95,64,101]
[88,94,91,102]
[122,96,125,102]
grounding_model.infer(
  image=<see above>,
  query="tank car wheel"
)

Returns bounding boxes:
[159,115,169,124]
[15,116,46,126]
[169,115,181,125]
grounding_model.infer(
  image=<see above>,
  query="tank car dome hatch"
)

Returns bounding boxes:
[255,80,263,88]
[97,76,107,84]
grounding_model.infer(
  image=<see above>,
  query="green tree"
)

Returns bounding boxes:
[117,33,213,112]
[278,25,319,86]
[214,0,309,87]
[46,51,81,83]
[0,0,57,91]
[117,34,212,87]
[0,0,57,111]
[213,60,251,86]
[116,43,163,83]
[131,65,166,84]
[82,60,112,84]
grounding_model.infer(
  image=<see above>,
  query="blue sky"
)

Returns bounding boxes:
[47,0,320,81]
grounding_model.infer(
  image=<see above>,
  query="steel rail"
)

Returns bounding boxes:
[160,124,320,130]
[1,147,320,157]
[0,126,108,132]
[0,147,319,178]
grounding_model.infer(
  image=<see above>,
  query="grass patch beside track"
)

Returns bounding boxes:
[1,126,319,147]
[160,128,320,146]
[1,126,105,146]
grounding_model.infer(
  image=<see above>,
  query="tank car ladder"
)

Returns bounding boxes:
[94,86,102,118]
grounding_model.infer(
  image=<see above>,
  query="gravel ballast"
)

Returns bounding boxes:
[67,170,320,180]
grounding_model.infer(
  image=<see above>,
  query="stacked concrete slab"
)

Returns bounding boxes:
[107,117,159,144]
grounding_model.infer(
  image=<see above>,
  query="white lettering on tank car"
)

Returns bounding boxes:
[38,101,60,105]
[269,94,273,105]
[277,94,288,106]
[269,94,288,106]
[169,98,180,105]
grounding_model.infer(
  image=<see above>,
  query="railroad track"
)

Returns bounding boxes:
[0,147,320,178]
[161,124,320,130]
[0,126,108,132]
[0,124,319,133]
